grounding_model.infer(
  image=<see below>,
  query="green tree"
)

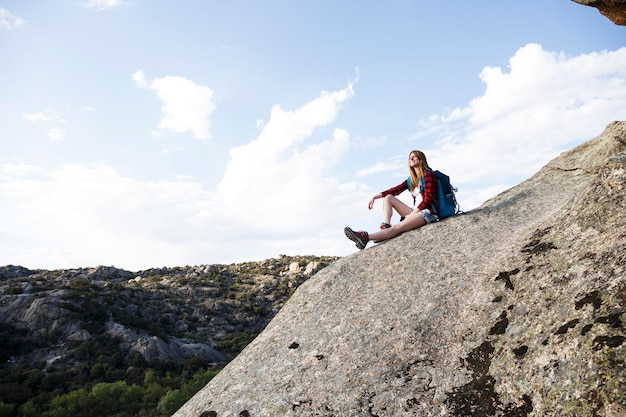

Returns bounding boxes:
[132,352,148,367]
[48,388,90,417]
[89,381,142,416]
[18,400,40,417]
[143,369,158,386]
[89,362,108,379]
[0,401,14,417]
[157,389,185,416]
[110,352,124,368]
[143,382,166,406]
[181,368,219,399]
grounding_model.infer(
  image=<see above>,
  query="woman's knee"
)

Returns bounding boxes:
[382,194,397,210]
[402,212,427,229]
[382,194,395,204]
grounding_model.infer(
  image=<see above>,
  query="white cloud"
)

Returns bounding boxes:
[4,43,625,270]
[22,111,65,123]
[0,163,220,270]
[0,8,25,30]
[358,134,390,150]
[0,83,367,270]
[84,0,125,12]
[22,111,67,143]
[216,84,359,234]
[132,70,147,87]
[47,127,66,143]
[134,71,216,140]
[1,164,42,176]
[356,161,397,177]
[416,44,626,210]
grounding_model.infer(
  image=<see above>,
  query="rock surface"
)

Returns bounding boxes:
[573,0,626,25]
[174,121,626,416]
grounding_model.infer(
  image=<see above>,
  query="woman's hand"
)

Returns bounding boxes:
[368,194,380,210]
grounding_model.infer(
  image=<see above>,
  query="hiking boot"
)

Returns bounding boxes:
[380,222,391,230]
[344,227,369,250]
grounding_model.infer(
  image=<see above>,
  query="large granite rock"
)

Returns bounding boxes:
[174,121,626,416]
[573,0,626,25]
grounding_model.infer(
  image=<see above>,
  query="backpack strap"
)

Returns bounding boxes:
[406,177,417,207]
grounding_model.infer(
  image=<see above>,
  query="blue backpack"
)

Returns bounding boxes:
[409,169,460,219]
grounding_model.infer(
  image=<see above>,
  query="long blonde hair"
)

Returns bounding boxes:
[408,150,431,192]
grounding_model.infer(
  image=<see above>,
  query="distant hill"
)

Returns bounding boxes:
[0,255,338,416]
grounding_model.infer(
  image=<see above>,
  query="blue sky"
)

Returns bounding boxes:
[1,1,625,271]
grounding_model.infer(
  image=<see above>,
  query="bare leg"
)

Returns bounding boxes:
[382,194,412,224]
[369,210,427,243]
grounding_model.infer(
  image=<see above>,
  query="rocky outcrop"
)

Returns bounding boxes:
[573,0,626,25]
[131,336,226,364]
[0,255,337,368]
[105,321,227,364]
[174,121,626,416]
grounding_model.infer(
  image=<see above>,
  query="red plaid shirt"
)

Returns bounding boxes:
[380,169,439,215]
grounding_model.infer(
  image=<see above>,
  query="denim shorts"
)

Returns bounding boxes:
[419,208,438,224]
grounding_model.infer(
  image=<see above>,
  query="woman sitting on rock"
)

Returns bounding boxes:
[344,150,439,249]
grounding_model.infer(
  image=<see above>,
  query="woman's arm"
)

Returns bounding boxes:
[369,180,409,209]
[381,180,409,198]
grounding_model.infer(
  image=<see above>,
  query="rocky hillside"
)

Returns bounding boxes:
[174,121,626,417]
[0,255,338,415]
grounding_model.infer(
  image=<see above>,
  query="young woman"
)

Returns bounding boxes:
[344,150,439,249]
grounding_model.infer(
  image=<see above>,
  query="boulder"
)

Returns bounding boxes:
[87,265,133,281]
[288,262,301,274]
[174,121,626,417]
[131,336,227,364]
[107,321,227,364]
[3,294,79,339]
[304,261,320,276]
